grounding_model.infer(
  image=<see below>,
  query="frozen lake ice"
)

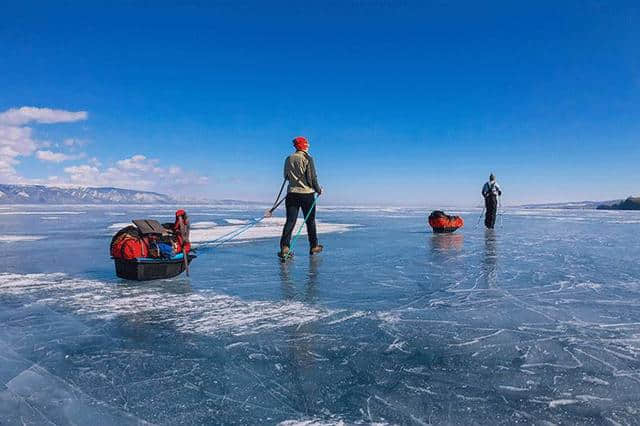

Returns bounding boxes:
[1,204,640,424]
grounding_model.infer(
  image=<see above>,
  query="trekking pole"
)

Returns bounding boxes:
[283,194,319,262]
[264,179,287,218]
[476,205,485,228]
[498,195,504,227]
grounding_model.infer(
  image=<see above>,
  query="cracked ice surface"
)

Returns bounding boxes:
[1,206,640,424]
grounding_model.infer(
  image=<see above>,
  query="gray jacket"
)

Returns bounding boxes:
[482,181,502,198]
[284,150,321,194]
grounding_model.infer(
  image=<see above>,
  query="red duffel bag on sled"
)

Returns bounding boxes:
[110,225,149,259]
[428,210,464,233]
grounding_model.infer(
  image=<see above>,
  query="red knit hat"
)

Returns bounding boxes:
[292,136,309,151]
[175,209,186,218]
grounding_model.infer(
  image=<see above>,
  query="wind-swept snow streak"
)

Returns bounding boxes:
[0,273,346,336]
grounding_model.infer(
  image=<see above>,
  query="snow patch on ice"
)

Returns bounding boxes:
[576,394,613,402]
[278,419,346,426]
[224,218,249,225]
[0,235,46,242]
[191,221,217,229]
[583,376,610,386]
[192,217,359,244]
[499,385,529,392]
[575,282,602,290]
[0,211,85,215]
[549,399,580,408]
[108,222,132,230]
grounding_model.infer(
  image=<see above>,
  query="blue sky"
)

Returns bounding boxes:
[1,1,639,205]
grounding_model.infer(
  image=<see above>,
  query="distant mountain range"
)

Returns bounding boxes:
[0,184,260,205]
[0,184,174,204]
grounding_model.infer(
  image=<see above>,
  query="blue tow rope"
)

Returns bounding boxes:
[207,218,265,248]
[206,179,288,249]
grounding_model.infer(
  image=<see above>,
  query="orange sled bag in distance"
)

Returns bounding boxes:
[428,210,464,233]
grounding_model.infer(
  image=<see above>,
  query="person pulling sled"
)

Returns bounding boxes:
[278,136,323,259]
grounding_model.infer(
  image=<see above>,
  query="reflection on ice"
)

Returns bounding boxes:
[483,229,498,289]
[279,256,321,304]
[430,233,464,251]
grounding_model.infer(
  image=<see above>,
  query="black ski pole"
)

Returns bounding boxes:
[477,205,485,228]
[265,179,287,218]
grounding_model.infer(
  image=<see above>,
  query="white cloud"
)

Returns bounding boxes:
[116,154,159,172]
[0,107,87,126]
[63,165,102,184]
[0,125,37,156]
[62,154,208,192]
[36,150,83,163]
[0,106,87,181]
[0,123,38,180]
[0,106,208,194]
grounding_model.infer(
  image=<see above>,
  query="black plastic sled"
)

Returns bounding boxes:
[114,254,197,281]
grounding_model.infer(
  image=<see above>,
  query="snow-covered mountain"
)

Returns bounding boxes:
[0,184,174,204]
[0,184,266,205]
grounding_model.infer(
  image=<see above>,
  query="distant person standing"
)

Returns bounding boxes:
[482,173,502,229]
[279,136,323,258]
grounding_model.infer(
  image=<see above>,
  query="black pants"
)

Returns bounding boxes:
[280,193,318,249]
[484,195,498,229]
